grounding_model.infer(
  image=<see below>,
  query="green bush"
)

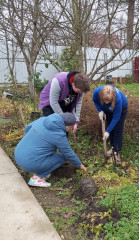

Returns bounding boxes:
[125,75,134,84]
[33,71,48,93]
[60,44,79,71]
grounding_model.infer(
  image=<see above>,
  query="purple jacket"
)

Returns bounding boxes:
[39,71,82,112]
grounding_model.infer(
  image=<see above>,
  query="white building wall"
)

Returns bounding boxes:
[85,47,133,79]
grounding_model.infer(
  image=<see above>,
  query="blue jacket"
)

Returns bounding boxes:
[14,113,81,172]
[92,86,128,133]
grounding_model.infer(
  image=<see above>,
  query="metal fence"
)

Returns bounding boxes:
[0,43,136,84]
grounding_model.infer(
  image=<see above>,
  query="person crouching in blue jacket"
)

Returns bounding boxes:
[14,113,87,187]
[92,85,128,162]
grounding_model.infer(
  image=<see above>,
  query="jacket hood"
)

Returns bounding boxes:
[67,71,80,101]
[67,71,80,82]
[43,113,66,132]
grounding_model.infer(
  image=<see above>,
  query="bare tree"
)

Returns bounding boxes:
[113,0,137,48]
[5,33,18,87]
[54,0,102,72]
[54,0,139,81]
[127,0,135,48]
[0,0,138,87]
[88,0,139,81]
[0,2,17,86]
[0,0,63,95]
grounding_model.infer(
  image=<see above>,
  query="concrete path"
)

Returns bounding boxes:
[0,147,61,240]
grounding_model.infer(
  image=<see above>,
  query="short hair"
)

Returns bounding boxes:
[72,73,90,92]
[99,85,116,110]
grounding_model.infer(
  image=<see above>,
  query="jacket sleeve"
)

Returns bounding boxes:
[49,78,63,114]
[55,134,82,167]
[93,89,103,112]
[72,93,84,122]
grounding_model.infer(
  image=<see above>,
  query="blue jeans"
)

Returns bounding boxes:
[36,153,65,178]
[105,106,128,154]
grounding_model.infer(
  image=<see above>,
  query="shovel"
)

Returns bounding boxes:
[101,118,108,163]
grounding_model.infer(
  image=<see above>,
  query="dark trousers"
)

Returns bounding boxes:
[42,104,71,116]
[105,106,127,153]
[42,105,54,116]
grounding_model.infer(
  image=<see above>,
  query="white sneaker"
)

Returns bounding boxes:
[116,154,122,163]
[107,149,113,157]
[28,176,51,188]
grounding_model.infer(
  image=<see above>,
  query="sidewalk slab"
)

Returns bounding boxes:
[0,147,61,240]
[0,147,18,174]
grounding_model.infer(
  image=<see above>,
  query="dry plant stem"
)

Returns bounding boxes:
[19,105,26,128]
[73,132,80,159]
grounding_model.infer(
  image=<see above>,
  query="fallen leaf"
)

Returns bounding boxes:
[64,211,73,218]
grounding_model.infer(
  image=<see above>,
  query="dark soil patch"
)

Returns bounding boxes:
[125,96,139,140]
[73,177,98,200]
[79,177,98,197]
[80,91,102,139]
[52,162,76,178]
[76,199,121,239]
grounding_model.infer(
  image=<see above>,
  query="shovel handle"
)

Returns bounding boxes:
[102,119,107,158]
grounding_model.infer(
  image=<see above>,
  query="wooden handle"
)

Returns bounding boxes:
[102,120,107,157]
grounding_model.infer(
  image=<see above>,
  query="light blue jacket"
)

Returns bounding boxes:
[14,114,81,172]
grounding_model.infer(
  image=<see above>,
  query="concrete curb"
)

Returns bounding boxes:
[0,147,61,240]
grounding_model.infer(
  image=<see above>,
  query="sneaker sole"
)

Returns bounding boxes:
[28,183,51,188]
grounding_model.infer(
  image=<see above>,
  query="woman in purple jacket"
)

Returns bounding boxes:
[39,71,90,133]
[93,85,128,162]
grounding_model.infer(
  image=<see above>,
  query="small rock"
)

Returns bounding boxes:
[61,234,65,239]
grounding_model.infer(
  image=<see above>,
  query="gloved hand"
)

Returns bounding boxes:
[103,131,109,140]
[99,111,106,122]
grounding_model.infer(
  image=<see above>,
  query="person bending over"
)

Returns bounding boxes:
[92,85,128,162]
[14,113,87,187]
[39,71,90,133]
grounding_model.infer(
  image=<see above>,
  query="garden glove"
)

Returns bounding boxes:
[99,111,106,122]
[103,131,109,140]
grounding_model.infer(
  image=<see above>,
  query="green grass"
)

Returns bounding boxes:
[122,134,139,167]
[46,201,85,231]
[91,82,139,97]
[121,83,139,97]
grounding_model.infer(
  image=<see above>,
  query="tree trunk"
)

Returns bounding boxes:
[72,0,84,72]
[26,63,35,97]
[127,0,135,49]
